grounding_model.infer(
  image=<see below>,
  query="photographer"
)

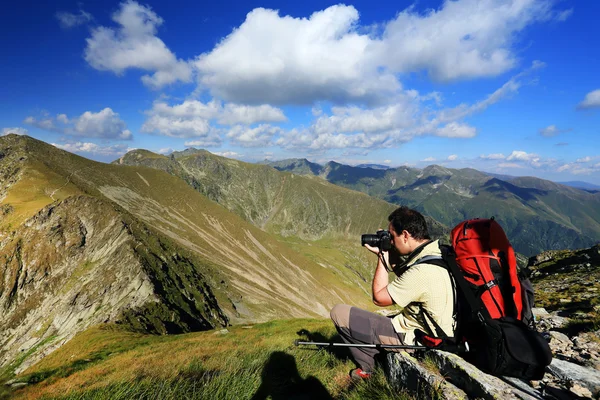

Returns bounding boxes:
[330,206,455,381]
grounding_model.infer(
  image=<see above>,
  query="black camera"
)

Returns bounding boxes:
[361,230,392,251]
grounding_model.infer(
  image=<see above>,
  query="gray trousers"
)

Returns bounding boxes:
[330,304,406,372]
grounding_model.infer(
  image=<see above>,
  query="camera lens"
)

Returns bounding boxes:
[361,234,380,247]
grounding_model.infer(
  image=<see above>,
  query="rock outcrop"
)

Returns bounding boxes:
[386,308,600,399]
[0,195,228,373]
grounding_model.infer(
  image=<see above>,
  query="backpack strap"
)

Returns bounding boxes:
[441,247,491,322]
[411,254,455,339]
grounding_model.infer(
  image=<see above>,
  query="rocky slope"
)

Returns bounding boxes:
[0,135,381,372]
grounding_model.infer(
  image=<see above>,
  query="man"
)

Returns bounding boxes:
[330,206,455,380]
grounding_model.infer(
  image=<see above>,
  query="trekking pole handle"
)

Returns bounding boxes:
[294,340,427,350]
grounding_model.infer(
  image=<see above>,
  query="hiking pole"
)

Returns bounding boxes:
[294,340,427,350]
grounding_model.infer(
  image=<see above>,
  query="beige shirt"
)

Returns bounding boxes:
[387,240,455,345]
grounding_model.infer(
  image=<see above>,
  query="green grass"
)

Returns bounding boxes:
[6,320,413,400]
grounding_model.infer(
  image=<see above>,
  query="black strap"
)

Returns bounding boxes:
[442,247,491,321]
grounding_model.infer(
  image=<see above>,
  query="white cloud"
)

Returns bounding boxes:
[24,108,132,140]
[218,104,286,125]
[435,122,477,138]
[141,99,286,139]
[2,127,28,136]
[576,156,592,163]
[539,125,571,137]
[211,151,242,158]
[421,157,436,162]
[52,142,129,157]
[447,154,458,161]
[577,89,600,110]
[498,162,526,169]
[557,162,600,175]
[378,0,552,82]
[505,150,557,169]
[74,109,132,139]
[556,8,573,21]
[480,153,506,160]
[142,114,214,138]
[157,147,173,155]
[226,124,282,147]
[507,150,539,162]
[195,5,399,105]
[437,61,545,123]
[183,136,222,147]
[84,1,192,89]
[194,1,559,104]
[56,9,93,29]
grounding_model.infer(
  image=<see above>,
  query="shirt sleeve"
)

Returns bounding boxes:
[386,266,428,308]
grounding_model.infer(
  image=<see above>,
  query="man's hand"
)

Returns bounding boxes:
[364,243,382,255]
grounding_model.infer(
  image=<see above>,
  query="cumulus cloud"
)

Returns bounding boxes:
[505,150,557,169]
[157,147,174,154]
[84,1,192,89]
[24,108,132,140]
[480,153,506,160]
[2,127,28,136]
[378,0,553,82]
[218,104,286,125]
[141,99,285,140]
[539,125,572,137]
[52,142,130,157]
[195,5,399,105]
[194,1,560,105]
[421,157,436,162]
[447,154,458,161]
[226,124,282,147]
[507,150,539,162]
[577,89,600,110]
[56,9,93,29]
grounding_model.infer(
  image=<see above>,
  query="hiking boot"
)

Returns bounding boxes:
[349,368,372,381]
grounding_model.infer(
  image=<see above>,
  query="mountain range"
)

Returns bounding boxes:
[0,135,401,372]
[2,135,599,378]
[267,158,600,256]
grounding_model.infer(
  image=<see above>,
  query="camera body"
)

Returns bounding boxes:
[361,230,392,251]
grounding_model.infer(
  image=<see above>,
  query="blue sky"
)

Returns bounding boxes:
[1,0,599,184]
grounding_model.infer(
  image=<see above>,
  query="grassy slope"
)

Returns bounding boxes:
[4,320,410,400]
[1,135,376,323]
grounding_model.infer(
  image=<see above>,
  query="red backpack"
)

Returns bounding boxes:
[414,218,552,379]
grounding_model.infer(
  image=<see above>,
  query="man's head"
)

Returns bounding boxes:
[387,206,431,255]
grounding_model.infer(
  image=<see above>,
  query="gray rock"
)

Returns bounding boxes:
[425,351,543,400]
[550,331,573,346]
[386,351,467,399]
[547,358,600,397]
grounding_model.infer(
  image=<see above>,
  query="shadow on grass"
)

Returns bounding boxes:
[295,329,352,362]
[251,351,332,400]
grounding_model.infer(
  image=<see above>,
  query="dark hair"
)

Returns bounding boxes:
[388,206,431,240]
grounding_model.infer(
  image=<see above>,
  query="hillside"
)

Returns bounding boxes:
[268,160,600,255]
[4,244,600,399]
[114,149,447,242]
[0,135,385,373]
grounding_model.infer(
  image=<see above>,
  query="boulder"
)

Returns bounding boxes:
[385,351,467,399]
[547,358,600,397]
